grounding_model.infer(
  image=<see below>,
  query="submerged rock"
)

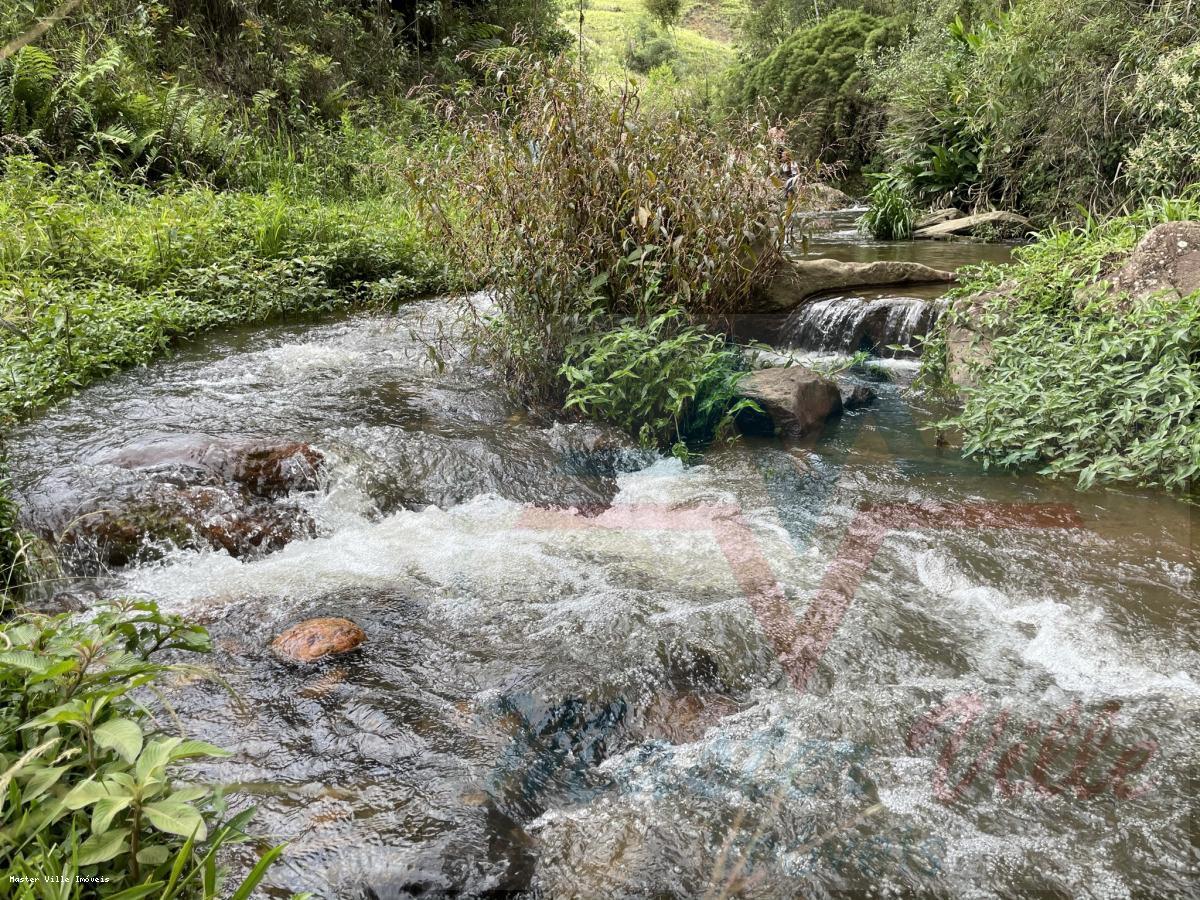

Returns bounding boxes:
[841,383,876,410]
[95,435,324,498]
[272,617,366,663]
[55,435,325,570]
[735,367,843,438]
[60,484,315,568]
[751,259,956,314]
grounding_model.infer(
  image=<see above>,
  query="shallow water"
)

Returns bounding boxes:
[7,222,1197,899]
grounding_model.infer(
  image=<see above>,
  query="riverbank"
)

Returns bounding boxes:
[0,160,448,424]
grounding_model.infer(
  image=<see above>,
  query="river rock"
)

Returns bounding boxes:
[60,484,316,568]
[915,208,965,230]
[1100,221,1200,305]
[914,210,1032,240]
[841,383,876,409]
[96,435,323,498]
[734,367,843,438]
[749,259,956,314]
[945,284,1014,388]
[272,617,366,663]
[794,181,855,212]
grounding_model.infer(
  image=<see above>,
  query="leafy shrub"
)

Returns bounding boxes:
[925,196,1200,492]
[859,173,914,239]
[412,54,794,405]
[0,458,28,600]
[0,599,281,895]
[643,0,683,31]
[729,9,899,166]
[560,310,757,453]
[1124,42,1200,199]
[869,0,1197,221]
[625,35,678,75]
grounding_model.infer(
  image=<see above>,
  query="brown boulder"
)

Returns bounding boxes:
[95,435,323,498]
[735,366,843,438]
[1102,221,1200,305]
[272,617,366,663]
[750,258,956,314]
[60,484,315,569]
[945,284,1012,388]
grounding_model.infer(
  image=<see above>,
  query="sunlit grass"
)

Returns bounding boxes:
[565,0,744,91]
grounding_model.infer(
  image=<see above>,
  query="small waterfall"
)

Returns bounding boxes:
[782,294,943,357]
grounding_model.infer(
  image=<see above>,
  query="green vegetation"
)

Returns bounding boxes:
[923,196,1200,492]
[570,0,743,94]
[562,309,758,453]
[1,600,281,897]
[0,159,445,422]
[729,8,897,166]
[867,0,1199,222]
[414,54,794,427]
[858,173,914,239]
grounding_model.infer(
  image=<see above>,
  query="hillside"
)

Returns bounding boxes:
[568,0,745,92]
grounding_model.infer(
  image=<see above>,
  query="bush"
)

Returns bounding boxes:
[859,173,914,239]
[0,600,281,895]
[412,54,795,406]
[925,196,1200,492]
[1124,42,1200,199]
[729,9,899,166]
[625,35,678,75]
[869,0,1198,221]
[643,0,683,31]
[560,310,757,453]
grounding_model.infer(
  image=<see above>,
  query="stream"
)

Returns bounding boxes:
[7,214,1197,899]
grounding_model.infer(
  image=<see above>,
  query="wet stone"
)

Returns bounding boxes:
[272,617,367,663]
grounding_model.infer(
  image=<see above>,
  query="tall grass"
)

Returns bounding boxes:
[411,54,797,409]
[0,157,447,422]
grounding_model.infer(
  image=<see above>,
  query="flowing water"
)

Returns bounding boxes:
[6,219,1197,899]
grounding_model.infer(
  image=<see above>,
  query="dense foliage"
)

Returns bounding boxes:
[924,196,1200,492]
[561,310,758,453]
[0,158,445,422]
[729,8,897,166]
[413,54,794,416]
[858,173,913,239]
[0,600,280,897]
[867,0,1199,221]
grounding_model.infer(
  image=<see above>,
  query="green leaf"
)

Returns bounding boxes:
[229,843,287,900]
[94,718,144,764]
[143,799,207,840]
[0,650,51,673]
[168,739,230,761]
[92,795,133,834]
[135,737,179,783]
[77,827,130,865]
[136,844,171,866]
[104,882,166,900]
[63,778,109,810]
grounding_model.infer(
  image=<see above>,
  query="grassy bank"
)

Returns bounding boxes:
[0,159,446,424]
